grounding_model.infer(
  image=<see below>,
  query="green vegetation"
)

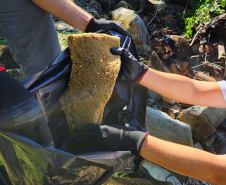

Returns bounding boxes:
[57,30,83,50]
[0,39,8,46]
[113,173,127,178]
[183,0,226,38]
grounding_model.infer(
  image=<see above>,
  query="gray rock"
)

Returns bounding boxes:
[54,22,77,32]
[177,106,226,141]
[186,177,211,185]
[148,51,168,72]
[142,161,182,185]
[111,7,152,58]
[221,118,226,129]
[193,142,204,150]
[148,89,161,101]
[162,96,176,104]
[214,131,226,154]
[202,134,216,148]
[147,107,193,146]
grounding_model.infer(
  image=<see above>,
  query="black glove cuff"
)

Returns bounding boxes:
[134,65,148,83]
[124,130,147,156]
[85,18,96,33]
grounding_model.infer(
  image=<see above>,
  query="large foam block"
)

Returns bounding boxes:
[60,33,121,131]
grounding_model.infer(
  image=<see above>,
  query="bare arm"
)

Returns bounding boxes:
[72,123,226,184]
[139,68,226,108]
[31,0,93,32]
[140,135,226,185]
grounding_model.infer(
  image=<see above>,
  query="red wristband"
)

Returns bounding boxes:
[135,70,148,83]
[0,67,5,72]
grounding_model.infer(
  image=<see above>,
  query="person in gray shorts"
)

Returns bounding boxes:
[0,0,128,78]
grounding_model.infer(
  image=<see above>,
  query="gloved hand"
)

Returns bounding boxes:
[62,123,147,156]
[85,18,129,35]
[110,47,148,83]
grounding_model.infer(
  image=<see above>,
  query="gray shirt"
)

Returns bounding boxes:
[218,80,226,102]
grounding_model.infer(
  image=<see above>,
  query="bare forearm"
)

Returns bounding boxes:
[139,68,226,108]
[31,0,93,31]
[140,135,226,184]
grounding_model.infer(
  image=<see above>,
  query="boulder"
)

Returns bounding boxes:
[60,33,121,131]
[193,142,204,150]
[213,131,226,154]
[222,118,226,129]
[148,51,169,72]
[177,106,226,141]
[54,22,77,32]
[148,89,161,101]
[111,7,152,58]
[147,107,193,146]
[147,51,176,104]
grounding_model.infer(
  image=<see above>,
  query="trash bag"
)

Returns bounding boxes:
[0,30,147,185]
[0,131,134,185]
[0,70,54,147]
[23,48,71,148]
[23,30,147,137]
[99,30,147,132]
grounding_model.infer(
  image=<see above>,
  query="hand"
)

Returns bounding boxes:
[62,123,147,156]
[85,18,129,35]
[110,47,148,83]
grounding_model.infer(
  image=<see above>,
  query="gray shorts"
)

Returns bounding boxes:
[0,0,62,78]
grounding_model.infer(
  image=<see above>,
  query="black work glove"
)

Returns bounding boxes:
[63,123,147,156]
[85,18,129,35]
[110,47,148,83]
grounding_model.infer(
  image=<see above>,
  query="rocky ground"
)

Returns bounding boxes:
[1,0,226,184]
[54,3,226,184]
